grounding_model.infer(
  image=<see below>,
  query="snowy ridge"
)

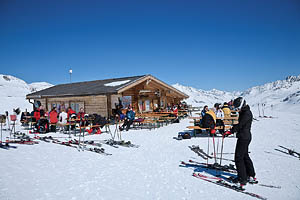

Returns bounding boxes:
[0,74,53,113]
[241,75,300,106]
[172,83,239,107]
[173,75,300,110]
[29,82,54,93]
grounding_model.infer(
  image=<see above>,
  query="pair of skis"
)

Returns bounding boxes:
[35,136,112,156]
[181,160,236,174]
[5,138,38,145]
[192,173,268,200]
[274,145,300,159]
[98,139,140,148]
[181,160,281,189]
[0,142,17,150]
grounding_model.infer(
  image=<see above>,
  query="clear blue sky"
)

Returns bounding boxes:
[0,0,299,91]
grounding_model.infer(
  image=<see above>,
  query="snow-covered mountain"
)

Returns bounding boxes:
[0,74,53,114]
[173,75,300,108]
[173,83,240,107]
[241,75,300,106]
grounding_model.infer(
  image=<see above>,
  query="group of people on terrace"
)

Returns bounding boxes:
[199,101,235,135]
[21,106,86,133]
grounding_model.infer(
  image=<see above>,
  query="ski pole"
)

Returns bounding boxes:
[6,111,10,131]
[212,132,217,164]
[79,116,82,149]
[0,122,2,143]
[207,129,210,166]
[220,134,225,166]
[217,135,220,159]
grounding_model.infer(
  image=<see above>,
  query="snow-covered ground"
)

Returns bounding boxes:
[0,106,300,200]
[1,74,300,199]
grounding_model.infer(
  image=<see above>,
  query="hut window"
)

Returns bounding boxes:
[120,96,132,108]
[70,102,84,113]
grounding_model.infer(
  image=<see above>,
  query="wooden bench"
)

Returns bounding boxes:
[187,125,232,132]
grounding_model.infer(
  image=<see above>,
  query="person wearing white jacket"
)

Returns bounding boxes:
[58,109,68,131]
[215,104,224,134]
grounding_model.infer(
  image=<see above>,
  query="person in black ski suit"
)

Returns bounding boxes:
[231,97,256,186]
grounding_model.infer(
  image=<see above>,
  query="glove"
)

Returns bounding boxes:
[223,131,232,137]
[210,129,216,134]
[224,131,232,135]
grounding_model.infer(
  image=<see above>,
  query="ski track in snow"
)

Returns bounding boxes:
[1,108,300,200]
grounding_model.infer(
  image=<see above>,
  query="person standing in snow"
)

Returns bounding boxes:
[49,107,58,132]
[58,109,68,131]
[230,97,256,187]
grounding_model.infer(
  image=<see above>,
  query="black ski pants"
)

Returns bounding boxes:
[235,139,255,182]
[122,119,134,131]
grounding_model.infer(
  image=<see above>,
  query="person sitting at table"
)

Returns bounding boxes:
[201,109,216,136]
[35,115,49,133]
[166,103,172,112]
[33,107,41,122]
[119,106,135,131]
[44,108,49,120]
[115,105,125,121]
[172,105,178,117]
[172,105,180,123]
[39,105,45,118]
[222,102,231,118]
[49,107,58,132]
[201,105,208,117]
[67,107,76,119]
[77,107,85,119]
[215,104,225,134]
[20,109,30,126]
[58,109,68,131]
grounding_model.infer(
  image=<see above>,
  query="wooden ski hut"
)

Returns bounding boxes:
[26,75,189,117]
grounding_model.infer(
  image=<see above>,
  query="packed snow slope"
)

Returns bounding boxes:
[0,74,53,114]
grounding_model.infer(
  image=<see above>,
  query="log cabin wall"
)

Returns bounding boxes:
[40,95,108,117]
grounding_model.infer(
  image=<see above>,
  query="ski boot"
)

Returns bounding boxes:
[248,176,258,184]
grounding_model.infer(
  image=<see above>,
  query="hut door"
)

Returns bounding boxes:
[145,100,150,111]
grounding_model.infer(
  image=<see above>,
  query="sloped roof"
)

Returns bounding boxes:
[26,75,146,98]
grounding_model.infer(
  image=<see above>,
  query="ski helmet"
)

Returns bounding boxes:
[233,97,246,110]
